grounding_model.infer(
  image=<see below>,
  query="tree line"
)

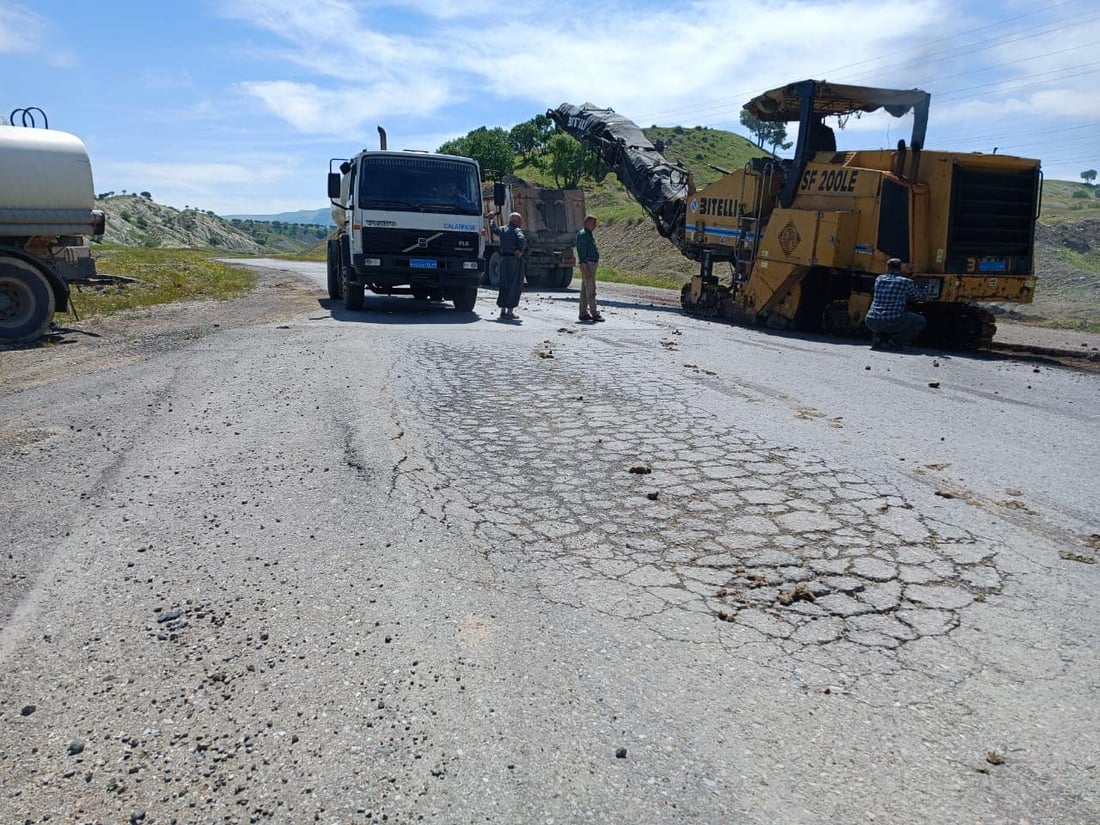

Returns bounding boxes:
[438,110,786,190]
[436,113,606,189]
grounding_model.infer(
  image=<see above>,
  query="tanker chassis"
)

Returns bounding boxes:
[0,109,107,344]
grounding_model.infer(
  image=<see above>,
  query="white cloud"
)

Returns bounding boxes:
[215,0,953,137]
[0,2,75,65]
[237,79,451,133]
[104,160,260,192]
[0,4,45,53]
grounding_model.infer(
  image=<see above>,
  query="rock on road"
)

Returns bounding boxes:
[1,260,1098,824]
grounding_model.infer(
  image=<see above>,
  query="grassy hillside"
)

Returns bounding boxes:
[1038,179,1100,223]
[94,195,324,254]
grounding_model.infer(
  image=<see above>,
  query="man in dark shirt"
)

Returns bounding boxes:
[864,258,927,350]
[490,212,526,320]
[575,215,603,322]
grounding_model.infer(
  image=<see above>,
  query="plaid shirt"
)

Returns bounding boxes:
[865,272,927,321]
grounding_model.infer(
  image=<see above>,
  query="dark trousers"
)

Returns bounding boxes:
[865,312,926,346]
[496,255,523,309]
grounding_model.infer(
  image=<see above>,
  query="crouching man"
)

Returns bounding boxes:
[864,258,928,350]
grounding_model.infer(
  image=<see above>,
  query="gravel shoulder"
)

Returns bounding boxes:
[0,267,324,401]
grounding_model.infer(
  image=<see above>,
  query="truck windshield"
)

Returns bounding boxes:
[358,156,481,216]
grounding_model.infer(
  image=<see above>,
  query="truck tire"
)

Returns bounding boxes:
[326,240,342,300]
[557,266,574,288]
[344,281,365,311]
[412,288,430,301]
[0,256,56,344]
[487,252,502,289]
[452,285,478,312]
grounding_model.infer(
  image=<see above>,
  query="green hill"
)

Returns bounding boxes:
[93,195,327,253]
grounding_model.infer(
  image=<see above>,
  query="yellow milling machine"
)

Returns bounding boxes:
[550,80,1042,349]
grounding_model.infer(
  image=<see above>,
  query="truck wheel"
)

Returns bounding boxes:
[558,267,574,288]
[412,288,430,301]
[344,281,365,311]
[326,240,342,300]
[0,256,56,344]
[452,285,478,312]
[487,253,502,289]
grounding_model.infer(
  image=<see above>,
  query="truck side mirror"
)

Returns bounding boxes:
[328,172,341,200]
[494,181,506,207]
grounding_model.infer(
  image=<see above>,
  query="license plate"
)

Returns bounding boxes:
[410,258,437,269]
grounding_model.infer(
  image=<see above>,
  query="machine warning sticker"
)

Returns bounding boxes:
[778,221,801,256]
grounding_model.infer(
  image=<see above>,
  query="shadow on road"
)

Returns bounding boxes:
[320,297,482,326]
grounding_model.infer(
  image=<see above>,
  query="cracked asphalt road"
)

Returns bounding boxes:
[1,261,1098,824]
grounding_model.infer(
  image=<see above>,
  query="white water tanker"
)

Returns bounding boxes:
[0,108,106,343]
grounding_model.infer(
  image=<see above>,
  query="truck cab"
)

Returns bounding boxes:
[327,146,484,313]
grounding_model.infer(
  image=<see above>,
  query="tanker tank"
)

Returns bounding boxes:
[0,125,99,236]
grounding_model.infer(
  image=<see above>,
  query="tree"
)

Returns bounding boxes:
[739,110,791,153]
[1081,169,1098,186]
[462,127,514,180]
[545,133,588,189]
[437,136,468,157]
[509,121,541,163]
[139,191,152,199]
[531,113,554,150]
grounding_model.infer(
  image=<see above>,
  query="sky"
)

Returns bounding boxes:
[2,0,1097,216]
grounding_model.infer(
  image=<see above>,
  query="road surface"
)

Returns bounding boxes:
[1,260,1097,824]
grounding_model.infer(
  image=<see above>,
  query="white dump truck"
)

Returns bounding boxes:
[0,108,106,344]
[327,128,485,313]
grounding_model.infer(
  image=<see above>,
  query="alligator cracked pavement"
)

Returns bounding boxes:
[1,267,1097,824]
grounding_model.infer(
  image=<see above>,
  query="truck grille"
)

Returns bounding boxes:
[945,164,1038,274]
[361,228,479,259]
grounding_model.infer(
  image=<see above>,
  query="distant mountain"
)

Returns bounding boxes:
[223,208,334,226]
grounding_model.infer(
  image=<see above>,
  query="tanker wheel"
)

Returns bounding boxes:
[452,285,478,312]
[411,288,430,301]
[0,257,56,344]
[325,240,342,300]
[343,281,365,311]
[487,253,502,289]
